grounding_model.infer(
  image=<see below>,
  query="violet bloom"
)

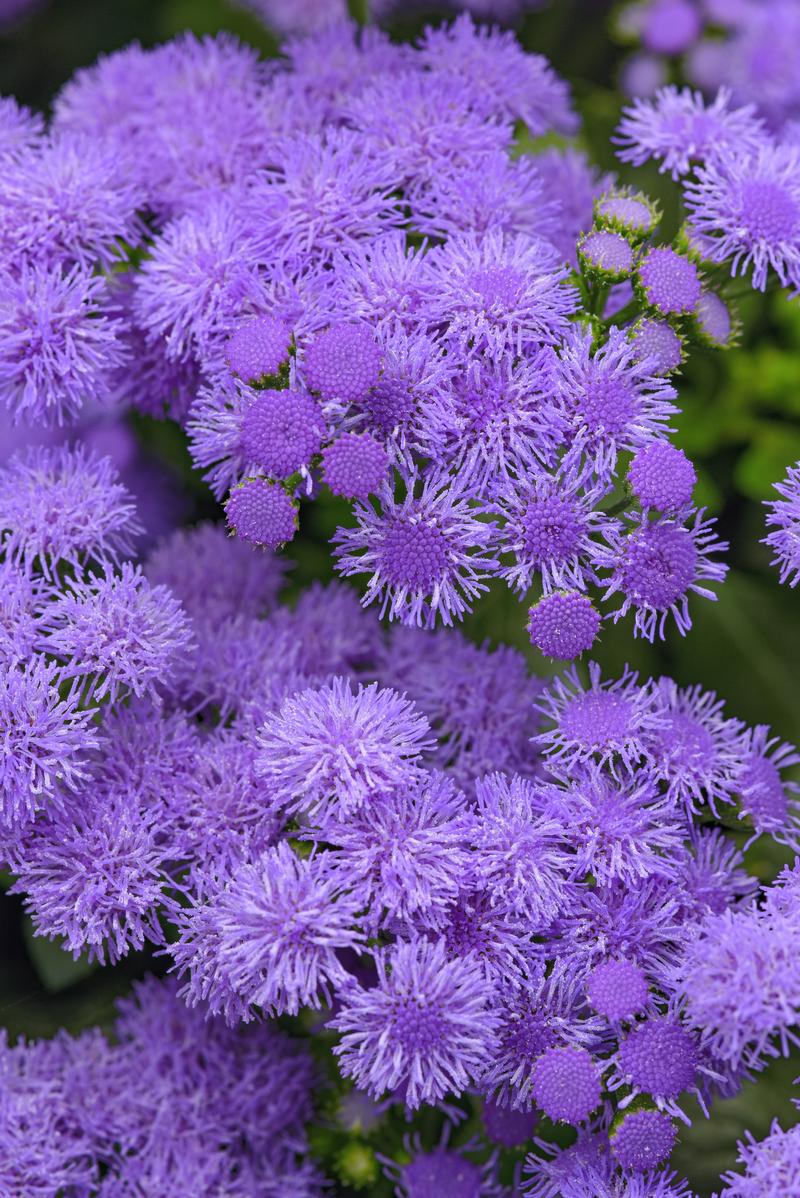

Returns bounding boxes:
[597,508,728,641]
[764,460,800,585]
[256,677,434,821]
[172,843,365,1021]
[332,937,499,1109]
[0,445,141,577]
[37,563,193,704]
[552,325,677,481]
[0,263,128,426]
[683,142,800,292]
[720,1122,800,1198]
[734,725,800,849]
[610,1017,702,1122]
[615,86,766,179]
[332,472,500,629]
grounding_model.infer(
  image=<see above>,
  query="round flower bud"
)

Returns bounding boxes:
[225,479,298,549]
[610,1108,677,1171]
[641,0,702,56]
[617,1019,698,1100]
[482,1099,539,1148]
[587,958,649,1021]
[637,246,701,316]
[304,324,382,404]
[240,389,325,479]
[527,592,601,660]
[531,1046,601,1125]
[596,191,660,240]
[627,443,697,512]
[225,316,292,384]
[321,433,389,500]
[694,290,734,348]
[630,318,683,374]
[579,230,635,282]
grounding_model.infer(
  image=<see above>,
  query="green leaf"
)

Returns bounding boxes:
[23,920,97,994]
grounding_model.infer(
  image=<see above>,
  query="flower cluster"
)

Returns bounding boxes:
[3,496,799,1192]
[14,18,794,654]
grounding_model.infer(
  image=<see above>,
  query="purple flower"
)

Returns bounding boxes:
[313,772,472,931]
[720,1122,800,1198]
[636,246,702,317]
[579,230,636,280]
[734,725,800,848]
[302,322,383,406]
[382,1133,500,1198]
[596,189,660,239]
[615,86,766,179]
[0,132,144,271]
[630,317,684,374]
[417,353,566,491]
[333,472,499,629]
[552,325,677,480]
[695,288,735,348]
[11,789,173,965]
[627,443,697,512]
[145,521,288,623]
[225,478,299,549]
[425,231,577,359]
[586,958,650,1022]
[332,937,500,1109]
[645,678,749,815]
[239,387,325,480]
[0,562,51,662]
[321,432,390,500]
[683,142,800,292]
[0,656,97,833]
[611,1017,700,1119]
[530,1045,602,1125]
[172,842,364,1020]
[481,1098,539,1147]
[0,445,140,577]
[535,146,614,265]
[610,1109,677,1171]
[496,467,611,596]
[597,509,728,641]
[0,263,128,426]
[534,662,663,777]
[0,96,43,161]
[256,677,433,822]
[764,460,800,586]
[37,563,193,704]
[527,591,602,660]
[418,14,576,136]
[238,0,348,37]
[470,772,572,926]
[675,827,758,920]
[225,315,292,385]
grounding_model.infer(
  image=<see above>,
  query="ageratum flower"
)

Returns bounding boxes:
[615,86,765,179]
[225,478,299,550]
[764,460,800,586]
[332,937,499,1109]
[256,677,433,821]
[610,1109,677,1171]
[321,433,390,500]
[333,472,499,629]
[530,1045,602,1125]
[0,445,141,577]
[527,592,602,660]
[0,95,44,161]
[720,1122,800,1198]
[627,443,697,512]
[683,142,800,292]
[734,725,800,849]
[172,843,365,1020]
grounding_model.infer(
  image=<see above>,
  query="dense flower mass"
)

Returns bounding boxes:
[2,5,800,1197]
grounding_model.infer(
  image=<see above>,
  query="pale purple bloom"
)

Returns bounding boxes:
[302,322,382,405]
[720,1122,800,1198]
[627,443,697,512]
[527,592,602,660]
[239,387,325,479]
[734,725,800,848]
[610,1016,701,1120]
[530,1045,602,1125]
[0,96,44,161]
[637,246,702,316]
[225,315,292,385]
[321,432,390,500]
[332,937,500,1109]
[629,317,684,374]
[586,958,650,1022]
[579,230,636,279]
[610,1108,677,1171]
[764,460,800,585]
[225,478,299,549]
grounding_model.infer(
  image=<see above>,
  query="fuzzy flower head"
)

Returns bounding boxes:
[553,325,677,481]
[615,86,766,180]
[597,509,729,641]
[531,1045,602,1126]
[332,937,499,1109]
[333,473,499,629]
[735,726,800,848]
[586,958,650,1022]
[425,231,577,360]
[627,443,696,512]
[225,315,292,385]
[239,388,325,480]
[316,772,471,931]
[578,230,635,281]
[764,461,800,586]
[321,433,389,501]
[0,656,97,832]
[225,478,299,550]
[173,843,364,1020]
[38,564,193,705]
[0,263,127,426]
[720,1121,800,1198]
[527,592,601,660]
[630,318,684,375]
[256,677,434,822]
[636,246,702,317]
[683,142,800,292]
[596,189,660,240]
[303,323,382,406]
[610,1109,677,1172]
[0,445,140,577]
[613,1018,699,1118]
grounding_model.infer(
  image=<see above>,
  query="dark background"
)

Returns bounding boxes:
[2,2,799,1192]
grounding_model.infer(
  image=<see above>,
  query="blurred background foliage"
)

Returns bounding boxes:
[2,2,799,1193]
